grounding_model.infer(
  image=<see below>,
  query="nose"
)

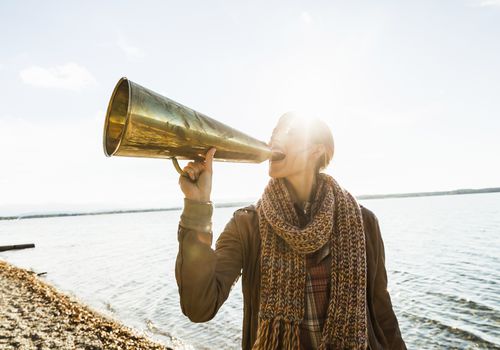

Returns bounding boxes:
[267,139,278,148]
[268,139,284,152]
[268,133,282,145]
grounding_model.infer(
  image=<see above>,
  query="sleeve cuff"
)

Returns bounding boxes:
[179,198,214,233]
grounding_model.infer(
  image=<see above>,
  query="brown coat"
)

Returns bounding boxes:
[176,199,407,350]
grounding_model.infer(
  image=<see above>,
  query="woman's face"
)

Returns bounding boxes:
[268,116,323,179]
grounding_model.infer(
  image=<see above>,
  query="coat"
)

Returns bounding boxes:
[175,199,407,350]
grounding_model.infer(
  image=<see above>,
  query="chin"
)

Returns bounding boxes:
[268,166,286,179]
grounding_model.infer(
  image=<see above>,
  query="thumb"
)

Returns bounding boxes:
[205,147,217,172]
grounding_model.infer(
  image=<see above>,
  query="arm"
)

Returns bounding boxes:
[175,199,243,323]
[174,147,243,321]
[371,214,407,350]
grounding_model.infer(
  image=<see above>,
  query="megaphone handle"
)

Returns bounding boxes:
[172,157,189,177]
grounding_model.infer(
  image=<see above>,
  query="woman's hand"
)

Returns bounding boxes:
[178,147,216,202]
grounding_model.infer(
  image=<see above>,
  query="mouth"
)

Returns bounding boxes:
[270,150,286,162]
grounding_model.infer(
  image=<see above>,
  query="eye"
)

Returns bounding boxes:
[270,123,296,140]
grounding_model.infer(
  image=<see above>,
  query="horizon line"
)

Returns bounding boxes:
[1,186,499,221]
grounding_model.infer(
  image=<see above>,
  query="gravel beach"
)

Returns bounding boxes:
[0,260,172,350]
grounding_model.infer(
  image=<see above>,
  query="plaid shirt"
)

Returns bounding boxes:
[294,202,332,350]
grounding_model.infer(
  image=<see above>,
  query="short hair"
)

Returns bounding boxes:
[310,118,334,173]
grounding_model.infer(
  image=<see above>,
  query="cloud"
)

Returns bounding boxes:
[469,0,500,7]
[19,63,96,90]
[117,38,146,59]
[300,11,313,24]
[480,0,500,6]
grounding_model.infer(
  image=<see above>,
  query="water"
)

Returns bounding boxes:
[1,193,499,349]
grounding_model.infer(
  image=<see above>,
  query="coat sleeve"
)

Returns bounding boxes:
[371,213,407,350]
[175,198,243,322]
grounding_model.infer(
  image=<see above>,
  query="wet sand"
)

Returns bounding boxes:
[0,260,171,350]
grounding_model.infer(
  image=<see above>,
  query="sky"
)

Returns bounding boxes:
[0,0,499,215]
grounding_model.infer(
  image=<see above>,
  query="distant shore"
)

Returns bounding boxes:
[355,186,500,200]
[1,187,499,221]
[0,260,172,350]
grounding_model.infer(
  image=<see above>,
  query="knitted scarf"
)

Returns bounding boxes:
[253,173,367,350]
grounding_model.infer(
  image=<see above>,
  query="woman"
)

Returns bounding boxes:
[175,113,407,349]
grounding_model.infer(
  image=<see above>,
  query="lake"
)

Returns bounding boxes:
[1,192,499,349]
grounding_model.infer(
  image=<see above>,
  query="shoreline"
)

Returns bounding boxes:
[0,260,173,350]
[1,187,499,221]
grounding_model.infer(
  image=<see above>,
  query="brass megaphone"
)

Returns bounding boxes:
[103,78,283,176]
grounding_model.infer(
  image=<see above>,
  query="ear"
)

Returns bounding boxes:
[310,144,326,161]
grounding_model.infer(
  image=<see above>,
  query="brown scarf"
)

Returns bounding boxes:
[253,173,367,350]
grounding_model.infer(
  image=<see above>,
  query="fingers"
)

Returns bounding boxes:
[204,147,217,173]
[183,162,201,181]
[180,148,217,181]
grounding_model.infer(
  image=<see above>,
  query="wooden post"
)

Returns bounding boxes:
[0,244,35,252]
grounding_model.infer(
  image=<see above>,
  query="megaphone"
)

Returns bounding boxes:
[103,78,283,176]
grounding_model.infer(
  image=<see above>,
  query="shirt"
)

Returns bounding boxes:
[294,201,332,349]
